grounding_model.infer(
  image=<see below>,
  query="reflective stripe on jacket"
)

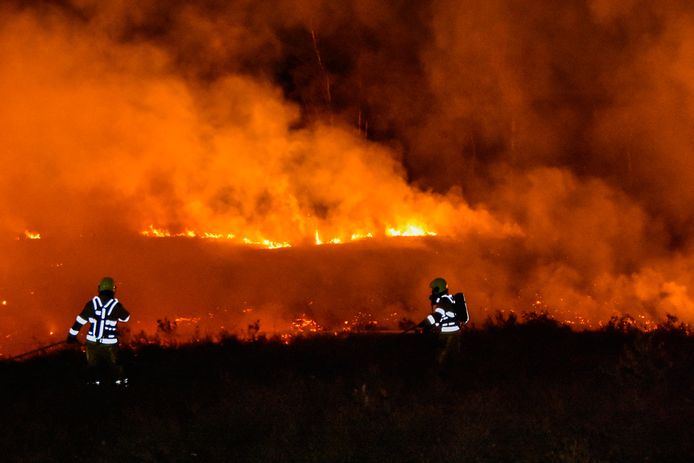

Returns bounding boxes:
[426,294,461,333]
[69,296,130,344]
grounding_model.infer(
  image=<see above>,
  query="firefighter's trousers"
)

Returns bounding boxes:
[437,331,462,368]
[85,342,124,383]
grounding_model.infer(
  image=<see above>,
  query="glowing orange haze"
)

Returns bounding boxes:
[1,1,694,355]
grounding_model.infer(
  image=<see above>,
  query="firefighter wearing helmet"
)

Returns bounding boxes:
[418,277,469,368]
[66,276,131,386]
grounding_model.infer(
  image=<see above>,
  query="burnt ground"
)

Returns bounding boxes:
[1,316,692,463]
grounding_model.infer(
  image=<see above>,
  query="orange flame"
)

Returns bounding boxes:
[23,231,41,240]
[141,223,437,248]
[386,224,437,237]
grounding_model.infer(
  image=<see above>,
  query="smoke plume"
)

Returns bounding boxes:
[1,0,693,354]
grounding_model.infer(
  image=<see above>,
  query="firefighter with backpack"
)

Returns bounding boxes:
[417,277,469,368]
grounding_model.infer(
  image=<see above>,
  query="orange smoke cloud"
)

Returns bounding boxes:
[0,6,505,243]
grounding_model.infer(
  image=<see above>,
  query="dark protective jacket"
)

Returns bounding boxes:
[68,291,130,345]
[425,291,469,333]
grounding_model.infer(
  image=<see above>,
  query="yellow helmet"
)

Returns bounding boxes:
[98,276,116,293]
[429,277,448,294]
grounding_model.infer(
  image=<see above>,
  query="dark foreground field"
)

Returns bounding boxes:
[1,315,693,463]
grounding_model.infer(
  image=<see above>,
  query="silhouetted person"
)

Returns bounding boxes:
[67,276,131,386]
[418,277,469,369]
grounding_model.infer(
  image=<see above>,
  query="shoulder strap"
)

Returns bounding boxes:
[104,298,119,316]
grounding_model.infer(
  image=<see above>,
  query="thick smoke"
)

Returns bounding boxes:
[1,0,693,354]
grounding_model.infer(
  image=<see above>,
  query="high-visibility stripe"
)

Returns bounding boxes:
[85,297,123,342]
[98,311,105,340]
[85,335,118,344]
[106,299,118,316]
[71,296,127,343]
[425,293,466,332]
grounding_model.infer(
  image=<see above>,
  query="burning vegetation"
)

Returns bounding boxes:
[2,0,694,355]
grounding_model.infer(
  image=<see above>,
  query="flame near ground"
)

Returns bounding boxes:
[1,1,694,355]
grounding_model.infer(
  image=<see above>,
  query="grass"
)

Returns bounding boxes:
[0,314,692,462]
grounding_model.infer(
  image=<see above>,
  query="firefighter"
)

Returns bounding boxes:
[418,277,469,368]
[66,276,131,386]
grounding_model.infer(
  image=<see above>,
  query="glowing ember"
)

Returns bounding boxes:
[346,311,380,331]
[278,315,325,344]
[23,231,41,240]
[140,226,173,238]
[242,238,292,249]
[315,230,347,245]
[290,315,323,333]
[174,316,201,324]
[350,232,374,241]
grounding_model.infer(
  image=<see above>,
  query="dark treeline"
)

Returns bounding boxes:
[1,314,692,463]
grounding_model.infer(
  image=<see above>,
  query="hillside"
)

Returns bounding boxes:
[1,315,692,463]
